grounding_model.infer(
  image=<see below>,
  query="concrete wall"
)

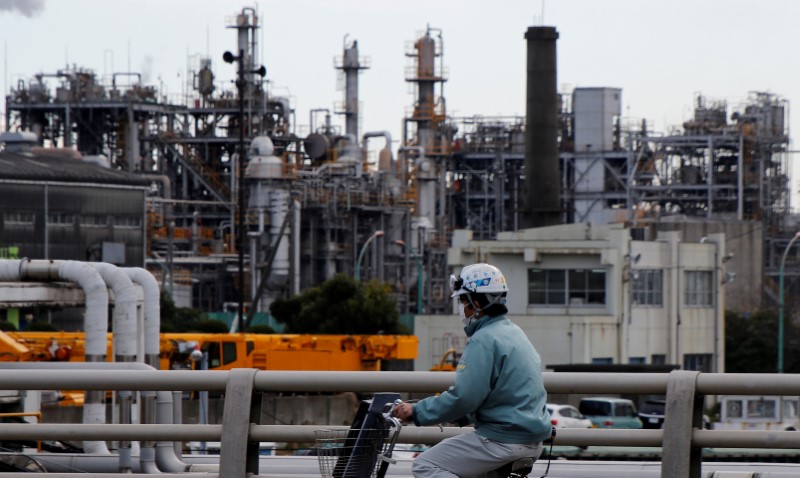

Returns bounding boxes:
[425,223,723,372]
[654,220,762,313]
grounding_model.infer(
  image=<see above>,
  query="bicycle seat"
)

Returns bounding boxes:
[494,457,534,478]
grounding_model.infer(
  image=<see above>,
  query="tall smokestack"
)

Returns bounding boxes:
[522,26,561,229]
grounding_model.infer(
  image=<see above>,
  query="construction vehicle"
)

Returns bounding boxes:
[0,331,418,372]
[429,347,461,372]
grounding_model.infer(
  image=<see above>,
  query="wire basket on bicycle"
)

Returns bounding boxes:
[315,393,403,478]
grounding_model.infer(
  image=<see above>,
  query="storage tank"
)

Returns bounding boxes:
[304,133,332,162]
[246,136,283,179]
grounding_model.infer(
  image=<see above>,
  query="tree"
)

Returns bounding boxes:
[270,274,405,335]
[159,289,211,332]
[247,324,276,334]
[193,319,230,333]
[28,322,57,332]
[725,310,777,373]
[725,309,800,373]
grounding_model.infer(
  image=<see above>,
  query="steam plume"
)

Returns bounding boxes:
[0,0,45,17]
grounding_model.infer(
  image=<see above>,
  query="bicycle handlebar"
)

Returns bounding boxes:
[382,399,405,430]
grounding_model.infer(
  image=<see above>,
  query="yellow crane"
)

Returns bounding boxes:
[0,330,418,372]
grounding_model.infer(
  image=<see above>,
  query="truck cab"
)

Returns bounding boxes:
[713,395,800,431]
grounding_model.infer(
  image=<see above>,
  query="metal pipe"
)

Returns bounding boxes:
[111,72,142,90]
[5,259,111,454]
[139,174,173,220]
[354,230,384,281]
[171,391,183,458]
[778,232,800,373]
[0,362,188,473]
[122,267,161,368]
[87,265,136,467]
[91,263,138,362]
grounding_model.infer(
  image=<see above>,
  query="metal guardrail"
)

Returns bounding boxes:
[3,370,800,477]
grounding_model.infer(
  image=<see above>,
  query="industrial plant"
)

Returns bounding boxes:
[0,7,795,361]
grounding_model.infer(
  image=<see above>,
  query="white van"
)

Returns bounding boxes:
[713,395,800,431]
[186,441,277,455]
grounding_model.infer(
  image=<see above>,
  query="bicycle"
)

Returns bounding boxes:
[315,393,555,478]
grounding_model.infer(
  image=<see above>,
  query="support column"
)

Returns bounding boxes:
[219,368,260,478]
[662,370,703,478]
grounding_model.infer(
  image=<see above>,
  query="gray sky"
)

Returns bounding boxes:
[2,0,798,203]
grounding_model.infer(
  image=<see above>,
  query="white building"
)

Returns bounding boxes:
[414,223,728,373]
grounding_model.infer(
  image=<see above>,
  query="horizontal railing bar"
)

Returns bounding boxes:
[250,425,462,444]
[697,373,800,396]
[543,373,669,394]
[0,370,230,391]
[4,370,788,396]
[4,370,800,453]
[249,425,665,447]
[0,424,221,441]
[693,429,800,448]
[253,371,454,392]
[0,370,672,394]
[0,475,215,478]
[250,372,670,394]
[11,422,800,451]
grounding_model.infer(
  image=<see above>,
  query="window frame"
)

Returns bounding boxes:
[685,270,713,307]
[632,269,664,307]
[528,268,607,307]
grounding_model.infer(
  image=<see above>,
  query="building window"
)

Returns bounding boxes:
[629,357,646,365]
[48,213,75,226]
[528,268,606,306]
[4,211,35,225]
[112,216,142,228]
[592,357,613,365]
[685,271,713,307]
[683,353,713,372]
[651,354,666,365]
[632,269,663,306]
[80,215,110,228]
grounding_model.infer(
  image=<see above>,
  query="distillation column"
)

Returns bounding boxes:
[405,27,448,244]
[336,39,370,138]
[246,136,295,314]
[403,27,451,314]
[227,7,266,134]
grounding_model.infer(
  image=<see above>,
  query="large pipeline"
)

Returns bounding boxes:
[0,362,188,473]
[122,267,161,368]
[0,259,111,454]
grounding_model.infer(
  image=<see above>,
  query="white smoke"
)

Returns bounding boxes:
[140,55,153,85]
[0,0,45,17]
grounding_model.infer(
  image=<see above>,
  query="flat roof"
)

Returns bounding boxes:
[0,150,150,187]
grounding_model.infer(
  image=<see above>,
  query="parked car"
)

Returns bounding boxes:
[638,399,666,429]
[546,403,593,429]
[578,397,643,429]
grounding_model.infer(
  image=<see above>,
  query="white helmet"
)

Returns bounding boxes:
[450,263,509,298]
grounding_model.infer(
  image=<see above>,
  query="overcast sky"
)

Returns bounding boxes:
[2,0,798,203]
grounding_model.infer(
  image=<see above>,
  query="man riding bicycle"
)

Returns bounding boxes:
[395,263,551,477]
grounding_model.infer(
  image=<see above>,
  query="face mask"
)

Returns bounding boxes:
[458,302,473,327]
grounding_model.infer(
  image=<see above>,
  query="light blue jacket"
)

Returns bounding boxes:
[412,314,551,444]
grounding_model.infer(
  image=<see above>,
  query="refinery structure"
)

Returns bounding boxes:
[2,7,795,322]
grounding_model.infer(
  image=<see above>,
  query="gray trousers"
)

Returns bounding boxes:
[411,430,543,478]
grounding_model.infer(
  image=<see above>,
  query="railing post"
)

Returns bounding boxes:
[662,370,703,478]
[220,368,260,478]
